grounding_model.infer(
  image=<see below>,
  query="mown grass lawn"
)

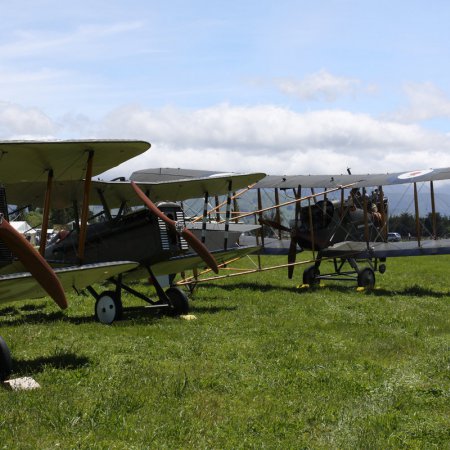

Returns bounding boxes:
[0,254,449,449]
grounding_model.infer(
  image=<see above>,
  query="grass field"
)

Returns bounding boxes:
[0,254,449,449]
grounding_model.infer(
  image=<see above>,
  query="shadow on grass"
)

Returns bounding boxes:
[0,303,48,316]
[0,306,19,315]
[0,311,67,327]
[316,284,448,298]
[198,282,300,294]
[19,304,46,312]
[198,280,448,298]
[12,353,90,376]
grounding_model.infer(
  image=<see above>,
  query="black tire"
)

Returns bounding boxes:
[165,287,189,316]
[94,291,123,324]
[0,336,12,382]
[357,268,375,289]
[303,265,320,286]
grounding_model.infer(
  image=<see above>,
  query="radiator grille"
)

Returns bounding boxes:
[158,210,188,251]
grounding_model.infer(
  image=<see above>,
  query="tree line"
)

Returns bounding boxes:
[389,212,450,238]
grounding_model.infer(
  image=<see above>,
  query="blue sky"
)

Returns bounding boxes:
[2,1,450,178]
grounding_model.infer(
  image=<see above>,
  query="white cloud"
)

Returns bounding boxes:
[0,101,449,179]
[392,82,450,122]
[275,70,362,101]
[0,102,56,137]
[95,104,450,178]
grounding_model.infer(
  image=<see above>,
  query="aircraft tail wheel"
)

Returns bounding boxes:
[0,336,12,382]
[357,268,375,289]
[95,291,123,325]
[303,265,320,286]
[165,287,189,316]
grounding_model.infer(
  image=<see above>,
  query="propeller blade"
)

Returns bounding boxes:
[131,182,219,274]
[287,237,297,279]
[180,228,219,274]
[0,217,67,309]
[258,218,291,233]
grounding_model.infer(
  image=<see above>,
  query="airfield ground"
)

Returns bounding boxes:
[0,253,448,448]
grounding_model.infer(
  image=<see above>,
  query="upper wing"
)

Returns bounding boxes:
[131,167,224,181]
[7,171,266,209]
[97,171,266,206]
[253,168,450,189]
[0,140,150,183]
[0,261,138,304]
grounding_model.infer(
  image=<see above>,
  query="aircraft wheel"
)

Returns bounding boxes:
[303,265,320,286]
[0,336,12,382]
[357,268,375,289]
[165,287,189,316]
[95,291,123,325]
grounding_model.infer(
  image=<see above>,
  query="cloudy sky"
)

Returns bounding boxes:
[2,0,450,179]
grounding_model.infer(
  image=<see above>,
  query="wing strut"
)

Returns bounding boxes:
[363,187,369,247]
[308,197,316,260]
[413,182,421,246]
[223,181,233,251]
[39,169,54,256]
[257,188,265,248]
[274,188,282,240]
[287,186,301,279]
[97,188,112,222]
[214,195,220,222]
[201,191,209,243]
[430,180,437,239]
[378,186,387,241]
[77,150,94,263]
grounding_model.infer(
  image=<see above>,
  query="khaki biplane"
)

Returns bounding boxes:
[9,164,265,325]
[0,140,152,381]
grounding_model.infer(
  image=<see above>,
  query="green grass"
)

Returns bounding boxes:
[0,254,449,449]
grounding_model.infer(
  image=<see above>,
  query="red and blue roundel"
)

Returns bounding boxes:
[397,169,434,180]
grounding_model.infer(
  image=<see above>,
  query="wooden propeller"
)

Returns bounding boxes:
[0,216,67,309]
[131,182,219,274]
[287,233,297,279]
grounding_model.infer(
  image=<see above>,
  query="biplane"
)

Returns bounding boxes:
[166,167,450,291]
[9,166,265,324]
[0,140,152,381]
[242,167,450,288]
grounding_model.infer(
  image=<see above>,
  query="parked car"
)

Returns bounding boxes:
[387,232,401,242]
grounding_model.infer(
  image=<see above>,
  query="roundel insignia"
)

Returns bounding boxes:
[397,169,433,180]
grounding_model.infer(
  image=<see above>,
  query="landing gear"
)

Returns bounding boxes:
[165,287,189,316]
[88,269,190,324]
[94,291,123,325]
[357,268,375,289]
[300,254,382,289]
[303,265,320,286]
[0,336,12,382]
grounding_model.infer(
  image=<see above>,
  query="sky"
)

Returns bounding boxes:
[2,0,450,180]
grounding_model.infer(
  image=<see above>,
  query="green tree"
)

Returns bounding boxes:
[24,210,43,228]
